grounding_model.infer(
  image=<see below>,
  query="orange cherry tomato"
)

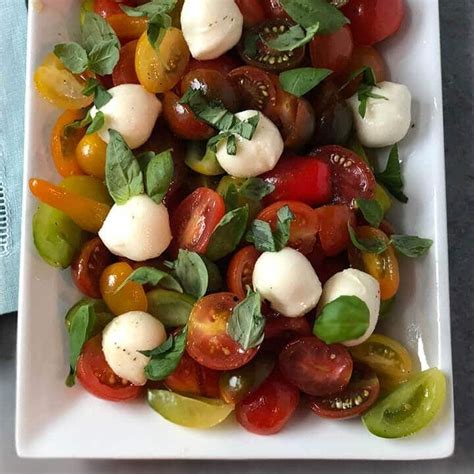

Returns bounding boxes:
[50,110,86,177]
[348,226,400,300]
[226,246,260,299]
[76,133,107,179]
[100,262,148,315]
[107,14,148,43]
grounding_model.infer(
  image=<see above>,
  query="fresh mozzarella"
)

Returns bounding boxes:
[215,110,284,178]
[99,195,172,261]
[90,84,161,150]
[318,268,380,346]
[347,81,412,148]
[253,247,322,318]
[181,0,243,60]
[102,311,166,386]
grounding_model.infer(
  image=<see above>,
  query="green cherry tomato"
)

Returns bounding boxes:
[374,184,392,213]
[185,141,225,176]
[362,368,446,439]
[216,176,262,221]
[146,289,196,327]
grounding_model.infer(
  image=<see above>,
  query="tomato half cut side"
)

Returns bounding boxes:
[76,335,143,402]
[227,246,260,299]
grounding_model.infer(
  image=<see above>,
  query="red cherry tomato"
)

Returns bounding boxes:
[164,352,220,398]
[71,237,114,298]
[227,246,260,299]
[235,0,266,26]
[112,40,139,86]
[307,249,350,285]
[310,363,380,419]
[76,335,143,401]
[341,0,405,46]
[170,188,226,257]
[187,293,258,370]
[93,0,134,18]
[310,25,354,75]
[187,54,241,76]
[236,369,300,435]
[257,201,319,255]
[263,312,312,353]
[261,156,332,207]
[310,145,376,206]
[261,0,291,20]
[279,337,353,396]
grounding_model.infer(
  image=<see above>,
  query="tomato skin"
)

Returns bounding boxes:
[93,0,134,18]
[341,0,405,46]
[187,54,241,76]
[263,312,312,353]
[261,157,332,207]
[170,187,226,257]
[76,335,143,401]
[261,0,291,20]
[226,246,260,299]
[112,40,139,86]
[236,369,299,435]
[307,250,349,285]
[279,337,353,396]
[235,0,266,26]
[75,133,108,179]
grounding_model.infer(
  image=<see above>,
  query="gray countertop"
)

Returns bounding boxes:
[1,1,473,472]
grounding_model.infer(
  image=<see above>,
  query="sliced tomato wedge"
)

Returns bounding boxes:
[227,246,260,299]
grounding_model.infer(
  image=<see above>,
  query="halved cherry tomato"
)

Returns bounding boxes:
[93,0,134,18]
[76,334,143,401]
[112,40,139,86]
[348,226,400,300]
[257,201,319,255]
[72,237,114,298]
[107,14,148,42]
[263,311,312,353]
[310,25,354,75]
[261,0,291,20]
[186,54,241,76]
[135,28,190,93]
[278,336,353,396]
[186,293,258,370]
[313,204,356,256]
[100,262,148,315]
[51,110,86,177]
[310,363,380,419]
[227,246,260,299]
[341,0,405,46]
[75,133,107,179]
[170,187,225,257]
[236,369,299,435]
[164,351,220,398]
[310,145,376,206]
[236,0,266,26]
[261,157,332,207]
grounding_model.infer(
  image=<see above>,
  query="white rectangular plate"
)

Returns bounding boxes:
[16,0,454,460]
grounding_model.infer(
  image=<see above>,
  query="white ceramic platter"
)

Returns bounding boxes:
[16,0,454,460]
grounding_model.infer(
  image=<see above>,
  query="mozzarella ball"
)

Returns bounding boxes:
[347,81,412,148]
[318,268,381,346]
[253,247,322,318]
[181,0,243,60]
[102,311,166,386]
[216,110,284,178]
[99,195,172,261]
[90,84,161,149]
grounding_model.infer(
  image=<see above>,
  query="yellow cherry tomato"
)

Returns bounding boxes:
[61,175,113,206]
[76,133,107,179]
[107,14,148,43]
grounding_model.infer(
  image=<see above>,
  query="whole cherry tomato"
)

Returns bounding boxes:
[307,249,350,285]
[261,0,291,20]
[263,312,312,353]
[112,40,139,86]
[75,133,107,179]
[235,0,266,26]
[186,54,241,76]
[107,14,148,42]
[226,246,260,299]
[93,0,134,18]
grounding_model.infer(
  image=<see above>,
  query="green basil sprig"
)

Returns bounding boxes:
[82,78,112,108]
[279,67,332,97]
[114,266,183,294]
[266,23,320,52]
[222,178,275,212]
[65,109,105,136]
[375,144,409,203]
[356,198,384,228]
[144,150,174,204]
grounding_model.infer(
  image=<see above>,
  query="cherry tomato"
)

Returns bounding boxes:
[235,0,266,26]
[170,187,225,257]
[93,0,134,18]
[71,237,114,298]
[76,335,143,401]
[379,219,396,237]
[164,351,220,398]
[257,201,319,255]
[187,293,258,370]
[236,369,299,435]
[226,246,260,299]
[263,312,312,353]
[187,54,241,76]
[100,262,148,315]
[341,0,405,46]
[310,363,380,419]
[310,25,354,75]
[135,28,190,93]
[261,0,291,20]
[348,226,400,300]
[279,337,353,396]
[310,145,376,206]
[313,204,356,256]
[107,14,148,43]
[112,40,139,86]
[75,133,107,179]
[51,110,86,177]
[308,250,350,285]
[261,157,332,207]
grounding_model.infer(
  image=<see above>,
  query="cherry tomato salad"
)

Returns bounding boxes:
[30,0,446,439]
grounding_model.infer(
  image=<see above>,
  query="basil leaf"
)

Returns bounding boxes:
[357,83,388,118]
[226,134,237,155]
[145,150,174,204]
[86,111,105,135]
[82,12,120,52]
[147,289,195,327]
[239,178,275,201]
[116,266,183,293]
[105,129,145,204]
[375,145,409,203]
[391,235,433,258]
[266,23,319,52]
[313,295,370,344]
[147,12,172,47]
[142,328,187,381]
[348,224,388,254]
[279,67,332,97]
[53,42,88,74]
[166,250,208,299]
[356,198,383,228]
[121,0,177,17]
[227,289,265,350]
[64,110,93,135]
[273,205,295,251]
[223,183,239,211]
[66,303,96,386]
[206,206,249,261]
[87,39,120,75]
[82,78,112,108]
[243,30,258,58]
[246,220,276,253]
